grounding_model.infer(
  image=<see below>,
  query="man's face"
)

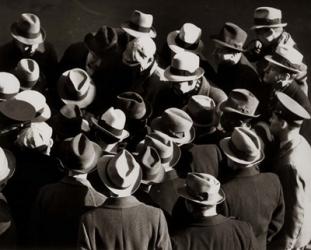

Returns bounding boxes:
[213,44,241,65]
[174,79,197,94]
[254,27,283,46]
[15,40,39,56]
[269,112,284,136]
[263,63,283,84]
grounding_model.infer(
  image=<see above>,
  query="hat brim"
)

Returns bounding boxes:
[11,23,46,45]
[265,55,302,73]
[91,116,130,141]
[164,66,205,82]
[121,23,157,38]
[251,23,287,30]
[219,137,265,165]
[32,103,51,122]
[57,70,97,109]
[167,30,205,57]
[97,155,142,197]
[212,38,245,52]
[151,117,196,145]
[0,99,36,121]
[178,186,225,205]
[0,149,16,184]
[219,100,260,118]
[63,141,102,174]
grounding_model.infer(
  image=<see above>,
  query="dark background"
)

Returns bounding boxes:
[1,0,310,140]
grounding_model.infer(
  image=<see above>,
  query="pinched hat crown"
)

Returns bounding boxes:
[177,23,202,46]
[15,59,40,89]
[100,107,126,130]
[171,51,200,74]
[130,10,153,30]
[252,7,287,29]
[116,92,147,120]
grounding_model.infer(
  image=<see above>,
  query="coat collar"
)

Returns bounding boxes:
[103,195,142,208]
[61,176,93,187]
[190,214,231,227]
[232,165,260,177]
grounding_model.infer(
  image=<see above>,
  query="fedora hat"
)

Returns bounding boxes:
[164,51,205,82]
[220,89,260,118]
[0,147,16,185]
[251,7,287,29]
[274,91,311,122]
[13,90,51,122]
[84,26,118,57]
[15,58,40,90]
[57,68,96,108]
[97,149,142,197]
[58,133,102,173]
[265,45,303,73]
[151,107,195,145]
[220,127,264,165]
[50,104,90,140]
[167,23,205,56]
[91,107,129,140]
[137,131,181,168]
[211,22,247,52]
[15,122,52,151]
[0,72,20,101]
[116,91,152,120]
[184,95,217,127]
[178,172,225,205]
[11,13,46,45]
[136,145,165,184]
[121,10,156,38]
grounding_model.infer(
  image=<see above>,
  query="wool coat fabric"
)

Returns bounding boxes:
[30,176,106,249]
[171,214,258,250]
[220,166,285,250]
[78,196,172,250]
[269,135,311,249]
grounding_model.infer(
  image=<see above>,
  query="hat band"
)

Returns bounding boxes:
[98,119,123,137]
[0,92,17,100]
[20,79,38,89]
[254,17,282,26]
[16,26,41,39]
[224,99,255,116]
[129,22,151,33]
[271,53,301,71]
[35,107,45,118]
[175,36,199,50]
[64,78,90,101]
[228,140,258,162]
[186,185,216,202]
[170,66,194,77]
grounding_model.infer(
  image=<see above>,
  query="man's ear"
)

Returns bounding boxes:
[48,138,54,148]
[280,119,288,130]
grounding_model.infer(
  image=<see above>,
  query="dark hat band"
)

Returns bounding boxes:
[271,53,301,72]
[254,17,282,26]
[20,79,38,89]
[0,92,16,100]
[186,185,211,202]
[175,35,199,50]
[129,22,151,33]
[170,66,194,77]
[16,25,42,39]
[228,139,257,162]
[98,119,123,137]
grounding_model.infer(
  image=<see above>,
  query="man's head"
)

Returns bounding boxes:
[11,13,45,56]
[211,22,247,65]
[122,36,156,72]
[251,7,287,46]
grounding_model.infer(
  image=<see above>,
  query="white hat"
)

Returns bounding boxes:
[15,58,40,90]
[167,23,205,57]
[0,147,15,185]
[164,51,204,82]
[265,45,304,73]
[15,122,52,151]
[251,7,287,29]
[0,72,20,101]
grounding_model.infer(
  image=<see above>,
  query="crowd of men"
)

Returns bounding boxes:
[0,6,310,250]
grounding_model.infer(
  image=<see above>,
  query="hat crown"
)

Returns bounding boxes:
[105,150,141,189]
[14,90,46,112]
[145,131,174,160]
[139,146,162,176]
[215,22,247,49]
[116,92,147,120]
[188,95,215,112]
[17,13,41,34]
[0,72,20,97]
[100,107,126,130]
[162,108,193,137]
[16,58,40,86]
[171,51,200,73]
[95,25,118,50]
[179,23,202,44]
[222,88,259,116]
[0,147,15,183]
[67,69,90,96]
[254,7,282,20]
[130,10,153,28]
[275,45,303,66]
[230,127,261,159]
